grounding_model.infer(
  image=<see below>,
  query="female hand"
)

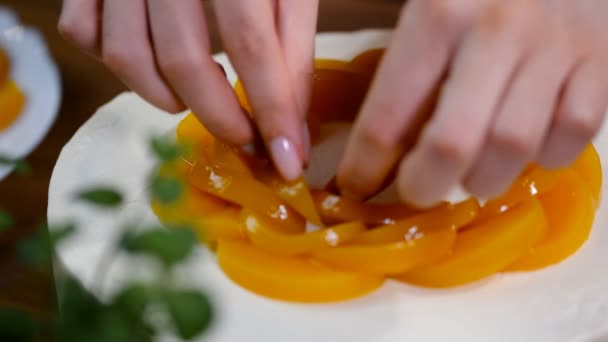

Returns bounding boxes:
[58,0,318,181]
[338,0,608,206]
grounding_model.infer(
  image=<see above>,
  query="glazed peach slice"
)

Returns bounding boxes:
[312,190,420,226]
[243,208,365,256]
[314,59,353,72]
[189,152,304,233]
[312,227,456,275]
[348,48,385,79]
[217,239,384,303]
[570,144,602,206]
[397,199,547,288]
[0,80,26,131]
[176,112,214,149]
[351,198,480,245]
[506,170,595,271]
[257,170,323,226]
[474,166,565,223]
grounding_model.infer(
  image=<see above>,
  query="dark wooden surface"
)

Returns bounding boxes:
[0,0,401,336]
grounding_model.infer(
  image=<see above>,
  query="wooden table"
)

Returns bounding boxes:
[0,0,401,338]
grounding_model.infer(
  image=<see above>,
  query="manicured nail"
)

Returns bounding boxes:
[270,136,302,181]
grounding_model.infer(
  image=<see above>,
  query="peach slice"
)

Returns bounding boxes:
[475,166,564,223]
[189,152,304,233]
[176,112,214,149]
[397,199,547,288]
[570,144,602,206]
[348,48,385,79]
[313,227,456,275]
[257,171,323,226]
[243,209,365,256]
[351,198,479,245]
[506,170,595,271]
[0,80,26,132]
[312,190,420,226]
[217,239,384,303]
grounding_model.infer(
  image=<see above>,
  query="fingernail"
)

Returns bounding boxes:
[302,121,311,167]
[270,136,302,181]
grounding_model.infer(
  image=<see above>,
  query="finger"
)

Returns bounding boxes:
[102,0,184,113]
[464,36,577,197]
[396,3,532,207]
[538,56,608,168]
[58,0,102,56]
[337,0,469,199]
[213,0,305,180]
[276,0,318,113]
[147,0,255,146]
[276,0,319,160]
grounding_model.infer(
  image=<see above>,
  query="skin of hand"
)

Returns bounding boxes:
[338,0,608,207]
[58,0,318,181]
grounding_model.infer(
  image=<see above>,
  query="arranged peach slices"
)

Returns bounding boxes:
[152,49,602,303]
[0,48,26,132]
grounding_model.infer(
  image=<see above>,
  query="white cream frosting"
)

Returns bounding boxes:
[48,30,608,342]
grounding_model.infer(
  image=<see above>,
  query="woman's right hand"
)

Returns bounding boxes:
[59,0,319,181]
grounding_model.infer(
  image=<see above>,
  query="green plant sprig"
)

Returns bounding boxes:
[0,137,213,342]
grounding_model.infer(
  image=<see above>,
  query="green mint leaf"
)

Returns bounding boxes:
[120,227,197,266]
[0,157,30,176]
[0,208,14,231]
[0,155,12,165]
[56,276,102,331]
[150,137,183,162]
[150,174,183,205]
[0,308,37,339]
[17,231,51,270]
[111,283,157,320]
[76,187,123,208]
[164,289,213,340]
[13,159,31,176]
[95,311,133,342]
[48,223,77,246]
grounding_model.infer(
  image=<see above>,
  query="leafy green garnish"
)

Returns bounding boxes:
[48,223,77,245]
[150,137,184,162]
[0,208,14,231]
[0,308,37,340]
[0,156,30,176]
[76,187,123,208]
[150,174,183,205]
[164,289,213,340]
[17,230,52,270]
[120,227,197,266]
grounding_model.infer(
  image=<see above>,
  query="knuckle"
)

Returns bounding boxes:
[102,47,134,74]
[424,132,476,168]
[558,111,600,140]
[224,27,269,63]
[58,16,89,47]
[489,127,537,160]
[358,120,402,152]
[418,0,464,26]
[158,52,201,81]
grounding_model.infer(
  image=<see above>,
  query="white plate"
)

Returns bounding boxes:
[48,30,608,342]
[0,7,62,179]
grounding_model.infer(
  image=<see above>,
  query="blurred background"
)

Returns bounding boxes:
[0,0,401,339]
